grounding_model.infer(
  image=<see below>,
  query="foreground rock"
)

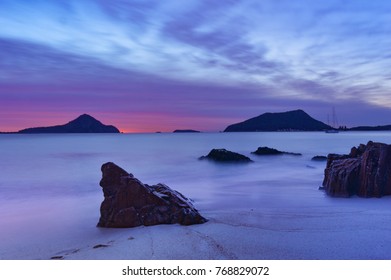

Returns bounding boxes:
[199,149,253,162]
[98,162,207,228]
[322,141,391,197]
[252,146,302,156]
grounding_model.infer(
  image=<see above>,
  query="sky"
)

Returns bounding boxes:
[1,0,391,132]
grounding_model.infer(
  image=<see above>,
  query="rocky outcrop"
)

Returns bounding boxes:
[251,146,302,156]
[199,149,253,162]
[97,162,207,228]
[322,141,391,197]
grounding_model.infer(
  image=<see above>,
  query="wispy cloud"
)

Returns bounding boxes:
[1,0,391,131]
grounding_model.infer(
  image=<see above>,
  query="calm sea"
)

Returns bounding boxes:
[1,131,390,259]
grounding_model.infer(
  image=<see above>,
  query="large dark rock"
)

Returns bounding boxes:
[252,146,302,156]
[97,162,207,228]
[199,148,253,162]
[322,141,391,197]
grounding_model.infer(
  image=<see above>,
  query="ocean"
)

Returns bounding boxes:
[1,131,391,259]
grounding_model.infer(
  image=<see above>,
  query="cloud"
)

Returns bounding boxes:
[1,0,391,131]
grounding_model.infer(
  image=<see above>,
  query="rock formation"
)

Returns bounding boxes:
[252,146,302,156]
[97,162,207,228]
[199,148,253,162]
[322,141,391,197]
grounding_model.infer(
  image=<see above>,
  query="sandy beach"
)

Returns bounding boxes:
[63,200,391,260]
[5,197,390,260]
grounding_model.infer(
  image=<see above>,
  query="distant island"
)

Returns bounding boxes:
[348,125,391,131]
[2,110,391,134]
[224,109,332,132]
[17,114,120,133]
[173,129,201,133]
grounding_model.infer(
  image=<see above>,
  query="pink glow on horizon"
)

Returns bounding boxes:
[0,112,73,132]
[111,112,232,133]
[0,111,232,133]
[2,0,391,129]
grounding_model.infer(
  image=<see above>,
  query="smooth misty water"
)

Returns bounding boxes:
[1,131,391,259]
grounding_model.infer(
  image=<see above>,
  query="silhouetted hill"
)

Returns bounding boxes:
[18,114,120,133]
[224,109,331,132]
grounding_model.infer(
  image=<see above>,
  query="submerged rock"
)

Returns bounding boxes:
[322,141,391,197]
[97,162,207,228]
[251,146,302,156]
[311,155,328,161]
[199,148,253,162]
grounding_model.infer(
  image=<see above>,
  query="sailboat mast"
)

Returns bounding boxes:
[332,107,338,129]
[325,107,339,133]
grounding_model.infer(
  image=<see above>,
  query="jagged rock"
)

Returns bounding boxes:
[322,141,391,197]
[97,162,207,228]
[251,146,302,156]
[199,149,253,162]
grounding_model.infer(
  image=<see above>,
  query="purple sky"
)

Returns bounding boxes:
[1,0,391,132]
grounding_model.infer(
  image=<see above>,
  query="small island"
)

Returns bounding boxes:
[224,109,332,132]
[17,114,120,134]
[173,129,201,133]
[348,125,391,131]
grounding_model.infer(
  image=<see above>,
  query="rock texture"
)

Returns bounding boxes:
[322,141,391,197]
[97,162,207,228]
[199,148,253,162]
[252,146,302,156]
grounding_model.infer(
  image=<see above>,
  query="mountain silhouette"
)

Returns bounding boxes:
[18,114,120,133]
[224,109,331,132]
